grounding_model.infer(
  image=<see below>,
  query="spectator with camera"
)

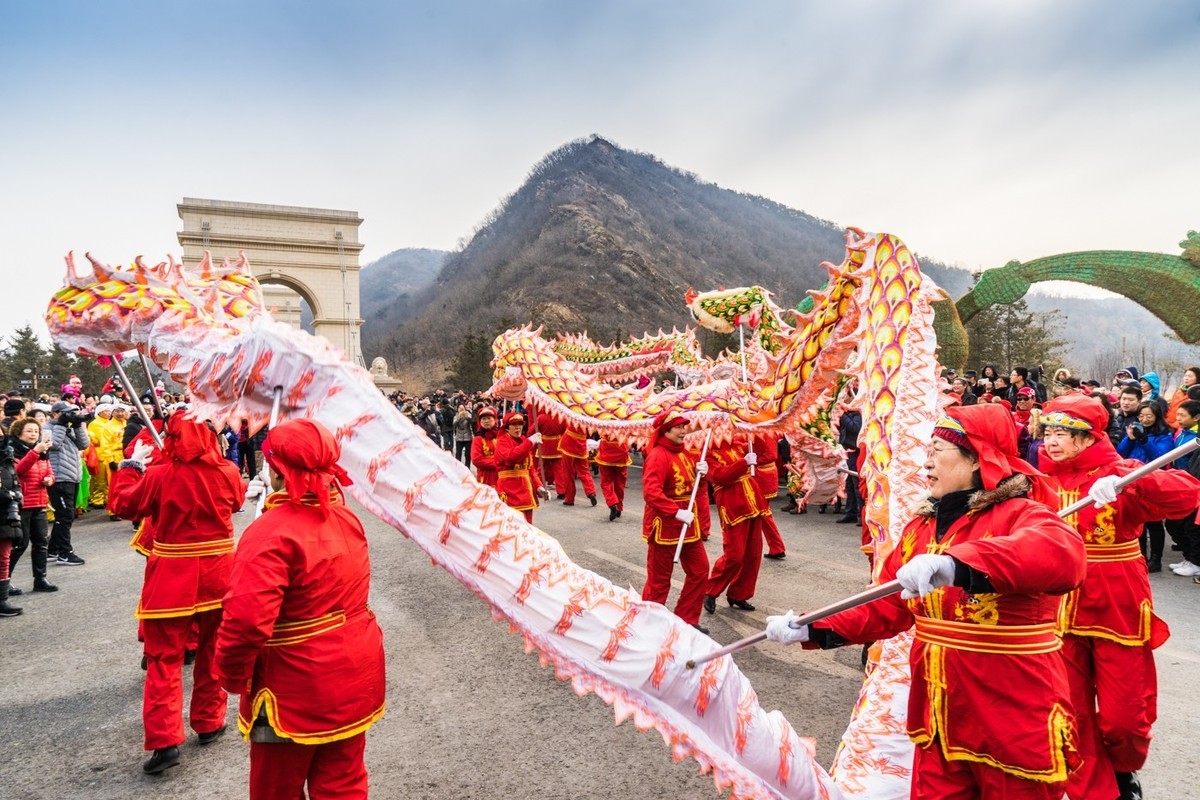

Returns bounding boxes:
[6,416,58,597]
[1118,401,1176,573]
[46,400,90,566]
[1111,385,1143,447]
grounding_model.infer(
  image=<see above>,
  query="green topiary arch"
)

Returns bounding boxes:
[956,232,1200,354]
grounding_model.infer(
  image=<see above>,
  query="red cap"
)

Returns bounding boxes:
[502,411,525,428]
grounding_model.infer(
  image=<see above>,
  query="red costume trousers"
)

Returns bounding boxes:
[912,740,1067,799]
[598,465,627,510]
[560,455,595,504]
[1062,634,1155,800]
[705,517,764,602]
[761,512,785,556]
[143,610,227,750]
[642,540,709,625]
[249,733,367,800]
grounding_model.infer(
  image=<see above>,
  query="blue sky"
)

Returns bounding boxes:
[3,1,1198,339]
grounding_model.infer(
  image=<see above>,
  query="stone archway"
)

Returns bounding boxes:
[177,197,366,365]
[956,233,1200,343]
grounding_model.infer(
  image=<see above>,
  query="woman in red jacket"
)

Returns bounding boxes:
[7,418,58,601]
[767,404,1087,799]
[494,411,546,522]
[470,406,499,487]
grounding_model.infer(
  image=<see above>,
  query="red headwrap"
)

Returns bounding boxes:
[1039,394,1120,473]
[163,415,225,467]
[263,419,353,514]
[648,409,690,451]
[501,411,525,429]
[933,404,1057,507]
[477,406,497,419]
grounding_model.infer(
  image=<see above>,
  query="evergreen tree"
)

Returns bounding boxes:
[0,325,47,393]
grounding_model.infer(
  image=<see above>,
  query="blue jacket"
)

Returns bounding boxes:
[1173,428,1198,470]
[1117,430,1174,464]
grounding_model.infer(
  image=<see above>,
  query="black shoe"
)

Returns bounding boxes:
[1147,556,1162,573]
[692,623,710,635]
[141,655,148,671]
[6,585,22,596]
[556,494,565,500]
[615,508,621,518]
[0,602,21,617]
[728,598,756,611]
[1115,771,1143,800]
[142,746,180,775]
[609,505,619,522]
[818,505,827,514]
[780,501,798,513]
[562,501,575,506]
[32,579,58,592]
[764,552,786,560]
[588,494,597,506]
[197,725,227,745]
[703,595,716,614]
[835,515,860,524]
[183,648,197,666]
[57,552,85,566]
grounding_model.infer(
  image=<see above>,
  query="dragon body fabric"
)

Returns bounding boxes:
[46,229,943,800]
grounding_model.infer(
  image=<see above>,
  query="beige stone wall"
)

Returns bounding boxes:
[177,197,366,364]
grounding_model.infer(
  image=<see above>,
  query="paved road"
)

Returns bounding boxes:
[1,467,1197,798]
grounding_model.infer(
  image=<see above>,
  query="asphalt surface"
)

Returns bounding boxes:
[1,464,1197,799]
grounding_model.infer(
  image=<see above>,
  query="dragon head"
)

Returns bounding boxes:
[45,250,265,358]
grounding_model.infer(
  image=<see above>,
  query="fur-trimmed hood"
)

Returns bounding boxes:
[915,473,1031,517]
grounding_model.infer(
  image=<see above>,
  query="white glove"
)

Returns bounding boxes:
[245,476,266,499]
[896,554,957,600]
[536,486,550,501]
[528,432,542,445]
[1088,475,1121,508]
[586,438,600,453]
[674,508,695,525]
[765,610,810,645]
[695,460,709,477]
[129,441,154,467]
[744,451,758,466]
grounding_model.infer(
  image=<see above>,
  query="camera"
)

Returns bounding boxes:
[60,410,94,426]
[1130,421,1145,437]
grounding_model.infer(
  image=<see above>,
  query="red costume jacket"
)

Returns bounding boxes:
[215,489,386,744]
[537,413,564,460]
[705,441,768,527]
[815,477,1086,782]
[494,431,543,512]
[641,440,702,545]
[1042,443,1200,645]
[560,425,589,459]
[14,447,54,509]
[471,430,498,487]
[108,420,246,620]
[751,436,780,500]
[595,439,631,468]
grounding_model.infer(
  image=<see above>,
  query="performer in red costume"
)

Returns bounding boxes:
[1039,394,1200,800]
[702,436,768,615]
[535,410,566,497]
[494,411,546,523]
[754,435,787,559]
[215,418,386,800]
[767,404,1087,799]
[595,436,631,522]
[640,410,710,633]
[559,422,597,506]
[108,415,246,775]
[470,407,499,488]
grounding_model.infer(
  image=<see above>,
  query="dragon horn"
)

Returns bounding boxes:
[198,250,213,280]
[85,252,112,282]
[64,251,89,288]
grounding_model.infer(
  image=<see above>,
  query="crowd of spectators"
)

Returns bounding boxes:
[945,363,1200,577]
